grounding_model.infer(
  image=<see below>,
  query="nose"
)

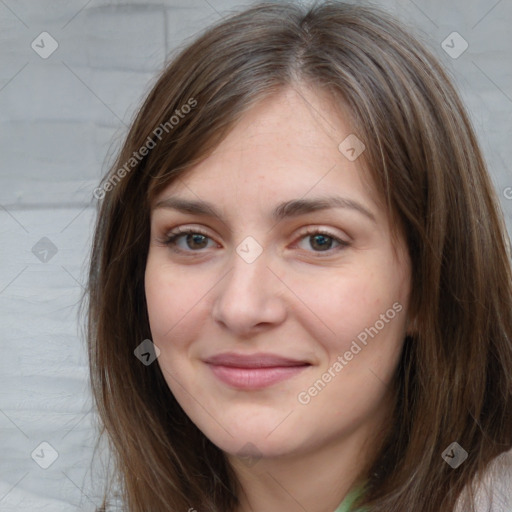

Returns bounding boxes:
[211,244,287,337]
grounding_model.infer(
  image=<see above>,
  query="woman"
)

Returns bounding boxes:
[87,2,512,511]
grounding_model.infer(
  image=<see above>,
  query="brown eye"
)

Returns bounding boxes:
[295,229,350,255]
[308,233,335,251]
[164,228,216,253]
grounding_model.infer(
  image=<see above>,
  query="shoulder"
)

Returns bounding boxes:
[456,449,512,512]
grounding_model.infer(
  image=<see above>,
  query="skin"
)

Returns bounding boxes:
[145,84,412,512]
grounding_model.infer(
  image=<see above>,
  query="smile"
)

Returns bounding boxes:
[204,352,311,390]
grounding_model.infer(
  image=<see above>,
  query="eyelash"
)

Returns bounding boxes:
[161,226,350,257]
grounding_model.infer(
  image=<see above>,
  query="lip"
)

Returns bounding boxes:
[204,352,311,390]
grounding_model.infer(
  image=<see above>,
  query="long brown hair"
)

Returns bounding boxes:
[86,1,512,510]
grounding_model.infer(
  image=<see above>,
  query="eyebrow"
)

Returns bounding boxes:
[154,196,377,224]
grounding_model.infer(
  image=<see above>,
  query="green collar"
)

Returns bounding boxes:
[334,484,367,512]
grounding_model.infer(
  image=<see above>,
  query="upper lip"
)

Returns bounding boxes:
[204,352,311,368]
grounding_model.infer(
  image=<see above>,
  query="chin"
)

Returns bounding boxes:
[202,421,303,461]
[221,438,296,462]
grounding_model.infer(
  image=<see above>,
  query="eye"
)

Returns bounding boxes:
[295,228,350,255]
[163,227,218,253]
[160,226,350,256]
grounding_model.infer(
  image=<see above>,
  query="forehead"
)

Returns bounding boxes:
[156,85,383,212]
[206,85,354,163]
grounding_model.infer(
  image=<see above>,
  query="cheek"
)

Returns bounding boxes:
[144,258,200,344]
[328,259,409,378]
[285,256,408,362]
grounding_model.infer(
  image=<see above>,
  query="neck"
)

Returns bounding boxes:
[228,405,390,512]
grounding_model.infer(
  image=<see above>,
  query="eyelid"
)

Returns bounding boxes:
[166,225,212,238]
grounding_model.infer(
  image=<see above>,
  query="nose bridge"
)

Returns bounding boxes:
[223,239,272,301]
[212,237,286,331]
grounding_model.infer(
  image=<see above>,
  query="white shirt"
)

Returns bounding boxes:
[455,449,512,512]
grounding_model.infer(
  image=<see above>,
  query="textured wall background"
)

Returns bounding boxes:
[0,0,511,510]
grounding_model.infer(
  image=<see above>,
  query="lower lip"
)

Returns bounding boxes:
[207,364,309,390]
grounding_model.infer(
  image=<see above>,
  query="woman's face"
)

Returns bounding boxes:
[145,86,412,462]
